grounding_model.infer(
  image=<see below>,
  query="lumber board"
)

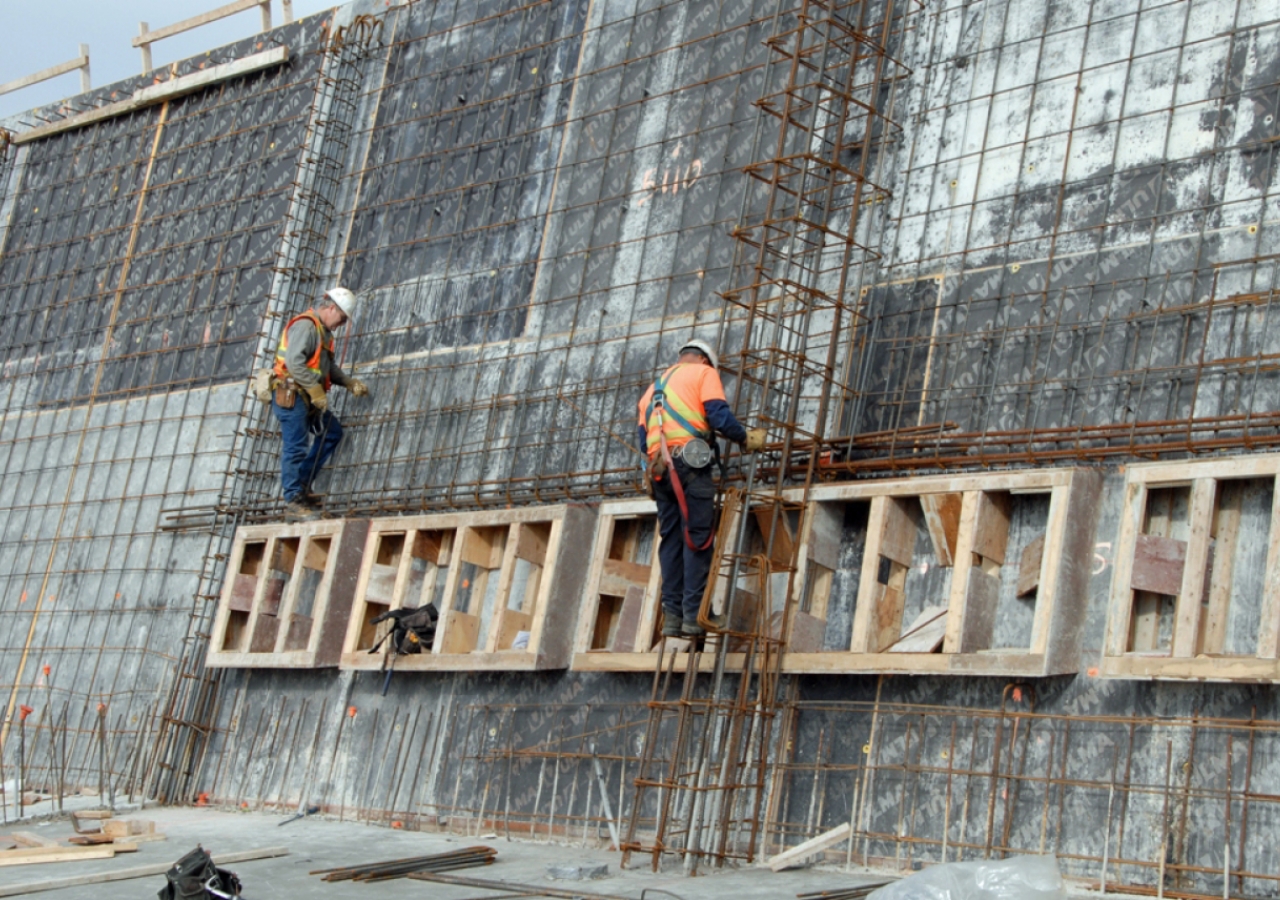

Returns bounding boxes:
[8,835,56,849]
[1172,479,1217,657]
[1259,474,1280,658]
[0,845,117,867]
[611,585,645,652]
[440,610,480,654]
[768,822,851,871]
[514,522,550,564]
[806,469,1068,502]
[754,507,795,569]
[879,497,916,567]
[971,491,1011,564]
[0,846,287,898]
[599,559,652,597]
[887,606,948,653]
[873,581,906,653]
[806,502,844,569]
[957,568,999,653]
[1017,534,1045,597]
[919,492,962,566]
[788,611,827,653]
[1131,534,1186,596]
[943,491,981,654]
[1104,481,1148,657]
[1202,484,1242,654]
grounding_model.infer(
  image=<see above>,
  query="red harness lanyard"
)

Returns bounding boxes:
[653,403,714,552]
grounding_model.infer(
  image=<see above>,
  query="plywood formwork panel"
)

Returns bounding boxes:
[206,518,369,669]
[1103,454,1280,681]
[340,504,595,672]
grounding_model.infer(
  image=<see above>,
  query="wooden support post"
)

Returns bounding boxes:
[79,45,91,93]
[1256,475,1280,658]
[138,24,152,73]
[1104,481,1147,658]
[1172,479,1216,658]
[260,0,273,32]
[282,0,294,23]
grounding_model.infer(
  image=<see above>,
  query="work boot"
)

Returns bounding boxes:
[284,500,319,522]
[661,610,682,637]
[299,489,324,508]
[681,619,706,638]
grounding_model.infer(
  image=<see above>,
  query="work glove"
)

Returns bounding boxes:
[745,428,767,452]
[348,378,369,398]
[303,382,328,412]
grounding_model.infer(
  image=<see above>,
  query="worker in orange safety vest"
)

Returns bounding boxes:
[637,340,765,639]
[271,287,369,519]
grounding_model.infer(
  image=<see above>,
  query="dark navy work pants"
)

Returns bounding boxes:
[653,457,717,621]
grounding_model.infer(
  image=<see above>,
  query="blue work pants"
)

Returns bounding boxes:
[653,457,717,621]
[272,397,343,502]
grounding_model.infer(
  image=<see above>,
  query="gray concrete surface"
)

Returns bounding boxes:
[0,807,887,899]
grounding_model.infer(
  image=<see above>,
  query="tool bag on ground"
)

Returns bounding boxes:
[368,604,438,655]
[158,846,243,900]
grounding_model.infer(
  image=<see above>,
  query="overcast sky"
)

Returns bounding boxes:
[1,0,336,120]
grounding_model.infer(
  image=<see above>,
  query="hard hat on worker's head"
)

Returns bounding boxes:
[324,287,358,318]
[679,339,718,370]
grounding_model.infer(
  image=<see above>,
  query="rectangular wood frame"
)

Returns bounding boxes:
[206,518,368,668]
[571,499,751,673]
[1102,454,1280,681]
[783,468,1100,676]
[340,505,595,672]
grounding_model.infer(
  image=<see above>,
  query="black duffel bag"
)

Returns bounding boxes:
[158,846,242,900]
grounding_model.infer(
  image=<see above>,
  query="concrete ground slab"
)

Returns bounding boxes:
[0,807,891,899]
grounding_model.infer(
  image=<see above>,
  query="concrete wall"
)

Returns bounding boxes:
[0,0,1277,891]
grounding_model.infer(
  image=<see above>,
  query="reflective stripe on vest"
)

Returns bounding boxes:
[644,364,711,455]
[273,311,333,391]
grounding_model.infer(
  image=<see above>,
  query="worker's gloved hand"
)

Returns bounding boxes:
[303,382,328,412]
[745,428,767,452]
[348,378,369,398]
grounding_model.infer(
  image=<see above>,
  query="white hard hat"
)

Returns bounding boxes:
[325,287,358,318]
[679,339,718,370]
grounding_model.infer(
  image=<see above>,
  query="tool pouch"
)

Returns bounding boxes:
[275,384,296,409]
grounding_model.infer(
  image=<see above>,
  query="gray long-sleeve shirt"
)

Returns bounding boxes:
[283,316,349,389]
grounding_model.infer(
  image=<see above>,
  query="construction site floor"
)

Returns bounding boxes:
[0,806,891,899]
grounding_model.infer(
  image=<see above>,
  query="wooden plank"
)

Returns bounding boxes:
[1202,484,1242,654]
[873,581,906,653]
[101,820,154,838]
[133,0,266,47]
[412,530,445,563]
[301,537,330,572]
[1017,534,1045,597]
[228,574,257,612]
[599,559,652,596]
[573,517,616,656]
[0,846,287,899]
[879,497,916,567]
[958,568,999,652]
[0,846,116,867]
[1172,478,1217,658]
[943,492,981,653]
[1105,481,1148,657]
[514,522,550,565]
[754,507,795,569]
[483,526,523,652]
[9,835,57,850]
[807,469,1066,502]
[494,610,533,651]
[440,610,480,654]
[459,527,504,569]
[972,491,1011,564]
[850,497,889,652]
[887,605,948,653]
[767,822,851,871]
[0,52,89,98]
[1131,534,1187,596]
[807,502,843,569]
[1256,474,1280,658]
[919,492,962,566]
[788,611,827,653]
[272,539,298,574]
[1128,454,1280,484]
[248,614,279,653]
[611,585,646,652]
[364,563,399,605]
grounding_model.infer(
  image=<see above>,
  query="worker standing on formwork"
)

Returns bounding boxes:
[272,287,369,519]
[638,340,766,639]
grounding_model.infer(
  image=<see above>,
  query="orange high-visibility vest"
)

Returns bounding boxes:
[637,364,716,459]
[273,310,334,391]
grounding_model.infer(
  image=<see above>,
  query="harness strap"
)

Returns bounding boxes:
[645,366,711,442]
[655,406,714,552]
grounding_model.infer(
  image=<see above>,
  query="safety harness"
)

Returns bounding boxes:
[273,311,333,391]
[646,365,714,551]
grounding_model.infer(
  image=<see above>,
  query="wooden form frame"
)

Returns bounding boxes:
[134,0,292,72]
[1102,455,1280,681]
[570,499,750,673]
[207,518,368,668]
[340,505,595,672]
[783,468,1101,676]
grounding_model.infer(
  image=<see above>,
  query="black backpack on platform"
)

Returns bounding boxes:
[368,604,438,655]
[158,846,242,900]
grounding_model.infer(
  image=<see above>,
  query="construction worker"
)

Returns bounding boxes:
[272,287,368,517]
[638,340,766,639]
